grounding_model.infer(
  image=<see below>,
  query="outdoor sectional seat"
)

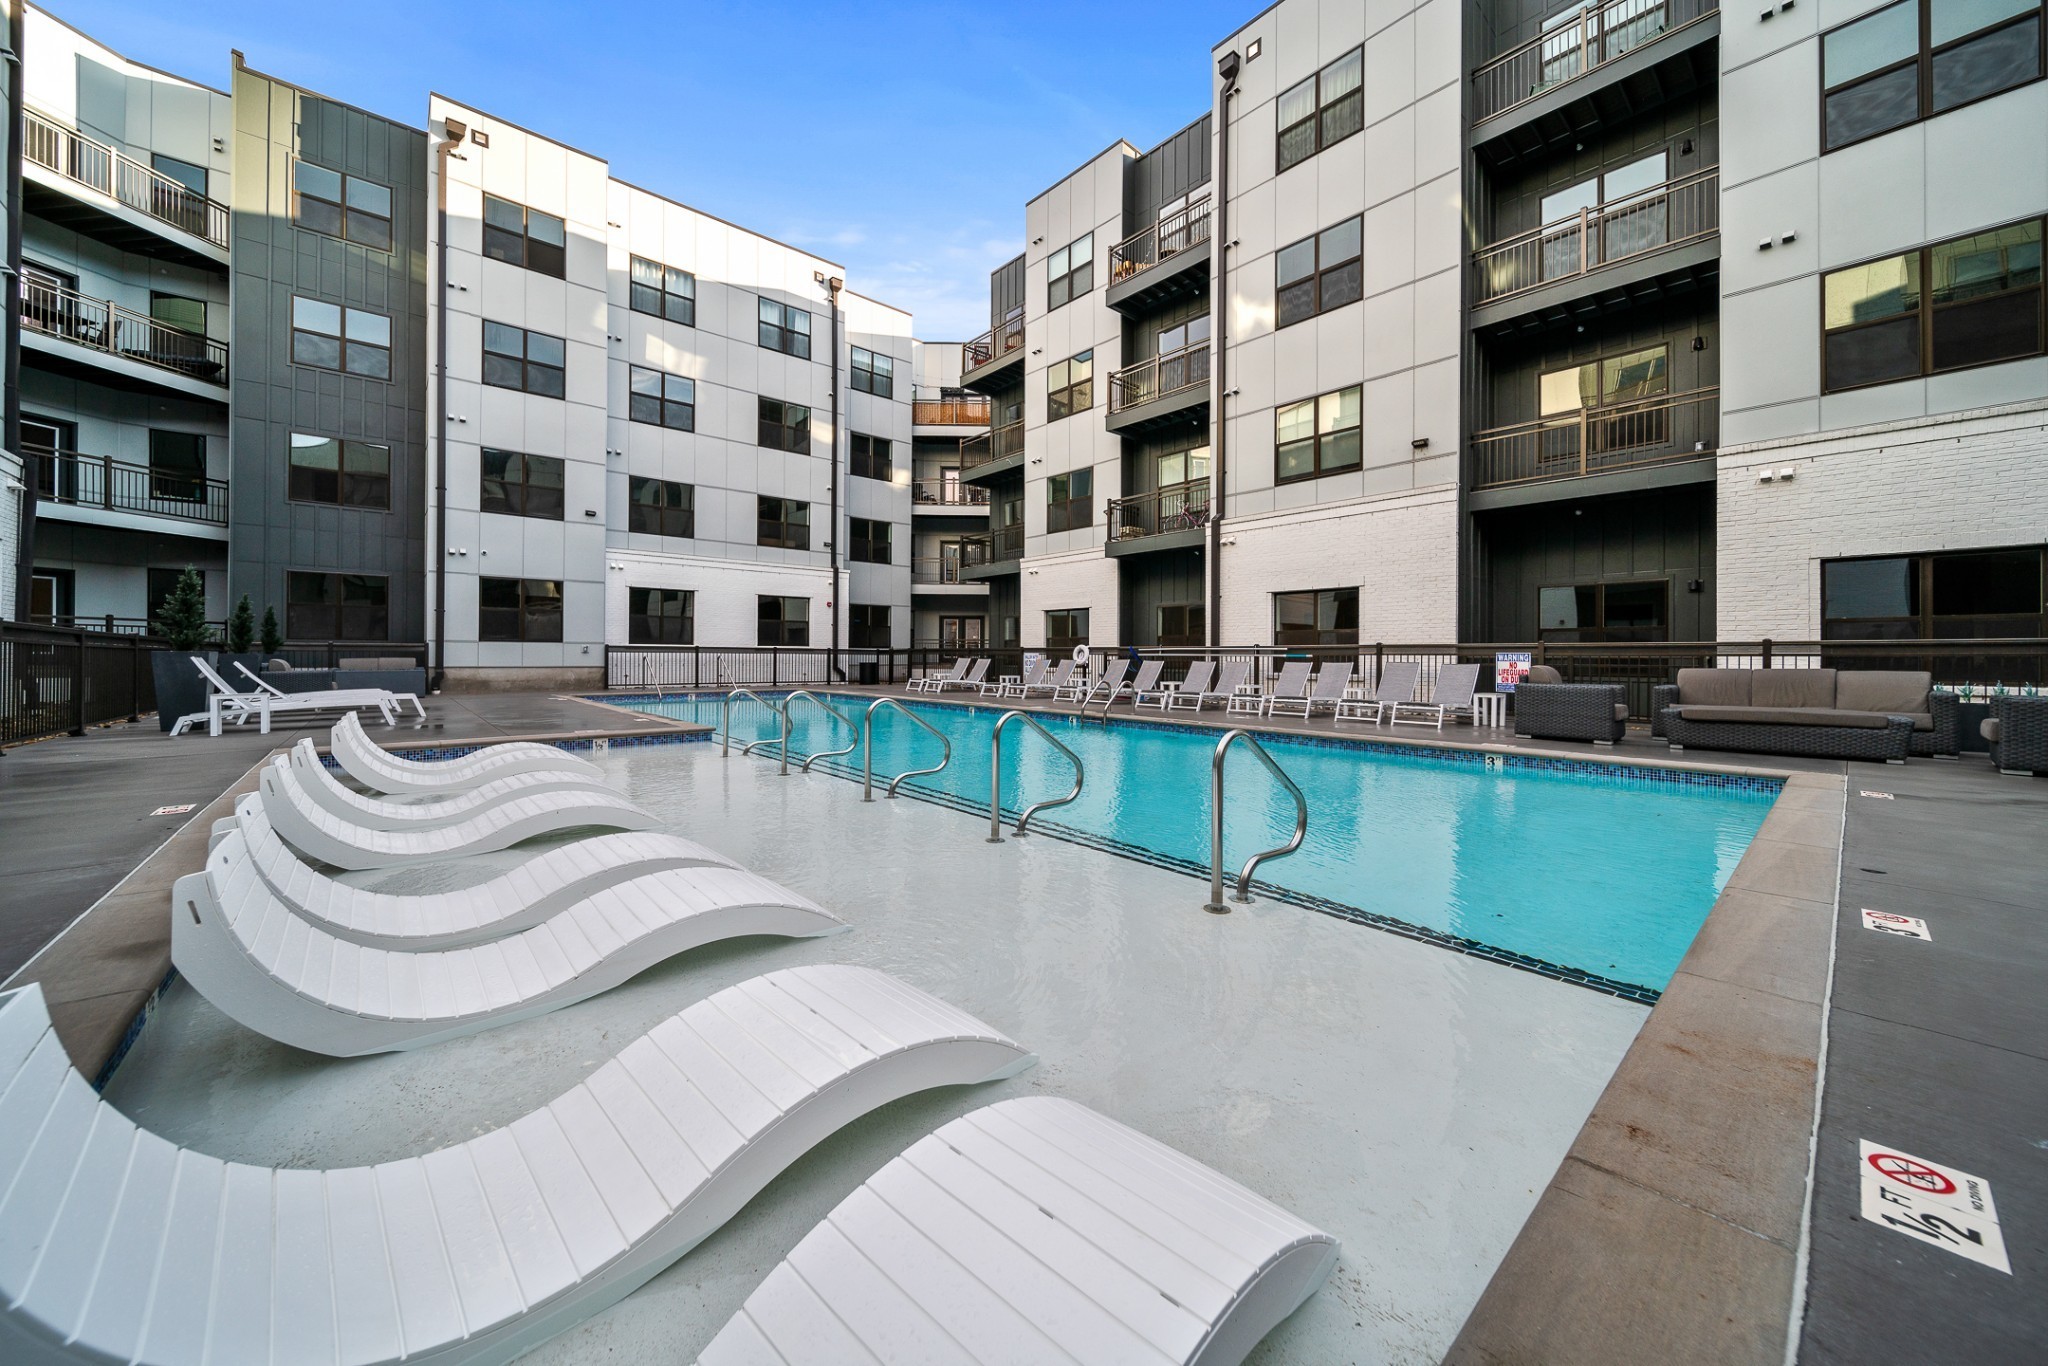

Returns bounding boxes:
[1982,694,2048,775]
[1655,667,1959,763]
[1512,664,1628,744]
[0,967,1035,1365]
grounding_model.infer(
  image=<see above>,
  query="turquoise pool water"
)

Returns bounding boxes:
[604,693,1776,997]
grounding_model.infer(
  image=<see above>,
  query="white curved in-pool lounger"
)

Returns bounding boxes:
[259,757,657,871]
[0,968,1035,1365]
[697,1096,1339,1366]
[332,708,605,791]
[172,830,846,1053]
[287,739,616,832]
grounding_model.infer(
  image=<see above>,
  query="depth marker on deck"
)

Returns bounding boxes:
[1859,790,1895,800]
[1860,909,1931,940]
[150,804,197,816]
[1858,1140,2010,1273]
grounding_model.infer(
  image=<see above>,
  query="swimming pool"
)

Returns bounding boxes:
[600,692,1777,998]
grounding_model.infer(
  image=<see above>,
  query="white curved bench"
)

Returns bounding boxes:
[698,1096,1339,1366]
[0,968,1035,1365]
[259,757,657,871]
[331,709,605,793]
[288,739,618,832]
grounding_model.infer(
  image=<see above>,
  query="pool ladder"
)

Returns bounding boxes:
[986,710,1084,843]
[1206,729,1309,914]
[861,697,953,800]
[780,691,860,776]
[719,689,787,758]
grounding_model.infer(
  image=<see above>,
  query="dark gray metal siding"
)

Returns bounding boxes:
[989,253,1026,329]
[1124,114,1212,230]
[1474,484,1716,640]
[1118,548,1206,644]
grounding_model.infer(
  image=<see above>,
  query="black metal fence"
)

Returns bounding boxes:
[1,622,157,747]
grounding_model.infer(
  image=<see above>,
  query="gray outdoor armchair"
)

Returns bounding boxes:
[1512,665,1627,744]
[1983,695,2048,775]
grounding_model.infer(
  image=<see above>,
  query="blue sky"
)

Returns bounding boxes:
[53,0,1249,339]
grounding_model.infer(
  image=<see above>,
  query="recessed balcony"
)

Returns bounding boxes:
[912,553,992,592]
[911,395,991,426]
[1106,343,1210,433]
[960,315,1026,392]
[912,478,991,513]
[30,445,230,531]
[1468,385,1718,499]
[958,525,1023,579]
[1105,479,1210,557]
[1106,197,1213,314]
[958,420,1025,484]
[22,109,231,264]
[22,277,229,396]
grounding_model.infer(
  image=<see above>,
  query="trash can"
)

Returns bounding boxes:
[856,661,880,686]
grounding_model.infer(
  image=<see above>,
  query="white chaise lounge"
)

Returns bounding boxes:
[287,740,616,832]
[168,656,415,737]
[233,660,426,720]
[258,757,658,871]
[0,968,1035,1365]
[696,1096,1339,1366]
[331,709,604,792]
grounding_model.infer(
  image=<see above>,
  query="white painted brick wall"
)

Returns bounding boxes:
[0,451,18,620]
[604,549,833,646]
[1019,547,1122,646]
[1220,484,1459,643]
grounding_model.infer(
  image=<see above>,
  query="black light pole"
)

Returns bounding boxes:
[1209,50,1240,653]
[816,271,845,681]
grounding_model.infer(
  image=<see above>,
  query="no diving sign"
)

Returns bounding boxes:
[1858,1140,2010,1273]
[1861,909,1931,940]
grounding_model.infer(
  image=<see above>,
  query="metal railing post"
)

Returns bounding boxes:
[68,629,87,736]
[783,690,859,775]
[1206,729,1309,913]
[720,687,787,757]
[987,709,1084,842]
[862,695,951,800]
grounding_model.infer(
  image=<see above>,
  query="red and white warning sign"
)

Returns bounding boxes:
[1860,909,1931,940]
[1858,1139,2010,1273]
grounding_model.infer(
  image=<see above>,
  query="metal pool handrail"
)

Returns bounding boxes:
[1206,729,1309,913]
[987,710,1084,843]
[720,688,788,758]
[862,697,952,801]
[782,690,859,775]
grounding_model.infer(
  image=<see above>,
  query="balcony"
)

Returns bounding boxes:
[912,478,991,511]
[959,525,1024,579]
[1106,342,1210,433]
[912,395,991,426]
[958,419,1025,483]
[912,550,993,590]
[1105,479,1209,557]
[1469,386,1717,498]
[23,109,231,260]
[1472,0,1718,153]
[1107,196,1214,314]
[31,446,230,529]
[22,278,229,392]
[960,315,1026,391]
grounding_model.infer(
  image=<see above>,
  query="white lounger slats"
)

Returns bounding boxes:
[259,758,657,871]
[697,1096,1338,1366]
[172,831,847,1053]
[332,710,604,792]
[288,740,616,832]
[0,969,1035,1365]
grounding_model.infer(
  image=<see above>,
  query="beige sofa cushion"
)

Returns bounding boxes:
[1526,664,1563,685]
[1835,670,1931,716]
[1675,668,1750,706]
[1614,702,1630,721]
[1982,717,2003,742]
[1677,705,1893,729]
[1751,668,1836,709]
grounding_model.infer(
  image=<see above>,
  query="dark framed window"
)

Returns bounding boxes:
[479,449,565,520]
[758,298,812,357]
[758,495,810,549]
[292,161,393,250]
[627,477,694,538]
[482,194,566,277]
[629,256,696,325]
[150,292,206,336]
[1047,468,1093,532]
[146,567,189,625]
[758,397,811,453]
[1822,217,2045,392]
[286,571,389,641]
[629,365,695,429]
[850,517,891,564]
[628,586,693,644]
[151,153,207,198]
[1277,47,1364,173]
[289,433,390,508]
[1273,588,1358,646]
[1047,350,1093,420]
[292,297,391,379]
[851,432,893,481]
[1822,546,2046,638]
[483,322,566,398]
[849,603,892,648]
[1275,216,1363,327]
[758,595,810,646]
[1275,385,1362,482]
[478,576,564,642]
[851,346,894,397]
[1157,603,1205,648]
[147,430,205,502]
[1822,0,2044,151]
[1156,314,1210,356]
[1537,581,1669,642]
[1046,609,1089,653]
[1539,344,1670,416]
[1047,232,1093,309]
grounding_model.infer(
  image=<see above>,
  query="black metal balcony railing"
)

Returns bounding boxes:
[1107,479,1211,543]
[911,395,991,425]
[29,445,230,526]
[912,479,991,507]
[1109,195,1214,286]
[963,314,1025,372]
[1108,342,1210,413]
[24,108,232,248]
[962,525,1024,565]
[959,419,1025,470]
[1475,168,1719,302]
[22,277,229,385]
[1470,386,1718,489]
[911,546,993,585]
[1473,0,1715,121]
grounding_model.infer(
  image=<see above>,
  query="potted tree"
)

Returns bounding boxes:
[260,605,284,658]
[218,593,266,693]
[149,566,217,732]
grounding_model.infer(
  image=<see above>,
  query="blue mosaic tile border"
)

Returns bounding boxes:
[365,731,711,765]
[94,966,180,1092]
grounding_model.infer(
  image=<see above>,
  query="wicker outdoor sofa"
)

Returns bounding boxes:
[1983,695,2048,775]
[1653,667,1959,763]
[1512,664,1628,744]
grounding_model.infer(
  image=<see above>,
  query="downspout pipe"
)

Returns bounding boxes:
[432,125,455,691]
[6,3,28,617]
[817,272,845,682]
[1210,52,1240,653]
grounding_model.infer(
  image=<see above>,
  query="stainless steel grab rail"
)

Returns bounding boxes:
[782,690,859,775]
[988,710,1084,843]
[1206,729,1309,913]
[862,697,953,800]
[720,688,787,758]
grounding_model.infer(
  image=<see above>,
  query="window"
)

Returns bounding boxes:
[850,433,893,481]
[758,397,812,453]
[478,577,564,643]
[1539,344,1670,415]
[292,161,393,250]
[150,292,206,336]
[1537,581,1669,642]
[628,587,693,644]
[1046,467,1093,532]
[850,517,892,564]
[629,256,695,325]
[1274,385,1362,482]
[1273,588,1358,646]
[289,433,390,508]
[629,365,695,429]
[1275,217,1363,327]
[483,322,566,397]
[758,298,813,357]
[478,449,565,520]
[1047,350,1093,420]
[1537,152,1670,277]
[758,495,810,549]
[851,346,894,397]
[1047,232,1093,309]
[759,595,810,646]
[286,571,389,640]
[1823,0,2043,150]
[1157,603,1205,648]
[151,154,207,198]
[292,297,391,378]
[1157,314,1211,356]
[1277,47,1364,173]
[482,194,566,277]
[1156,444,1212,489]
[938,615,985,650]
[627,477,694,538]
[146,567,188,625]
[1045,609,1089,653]
[147,430,205,501]
[850,604,892,648]
[1823,547,2046,638]
[1822,218,2044,391]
